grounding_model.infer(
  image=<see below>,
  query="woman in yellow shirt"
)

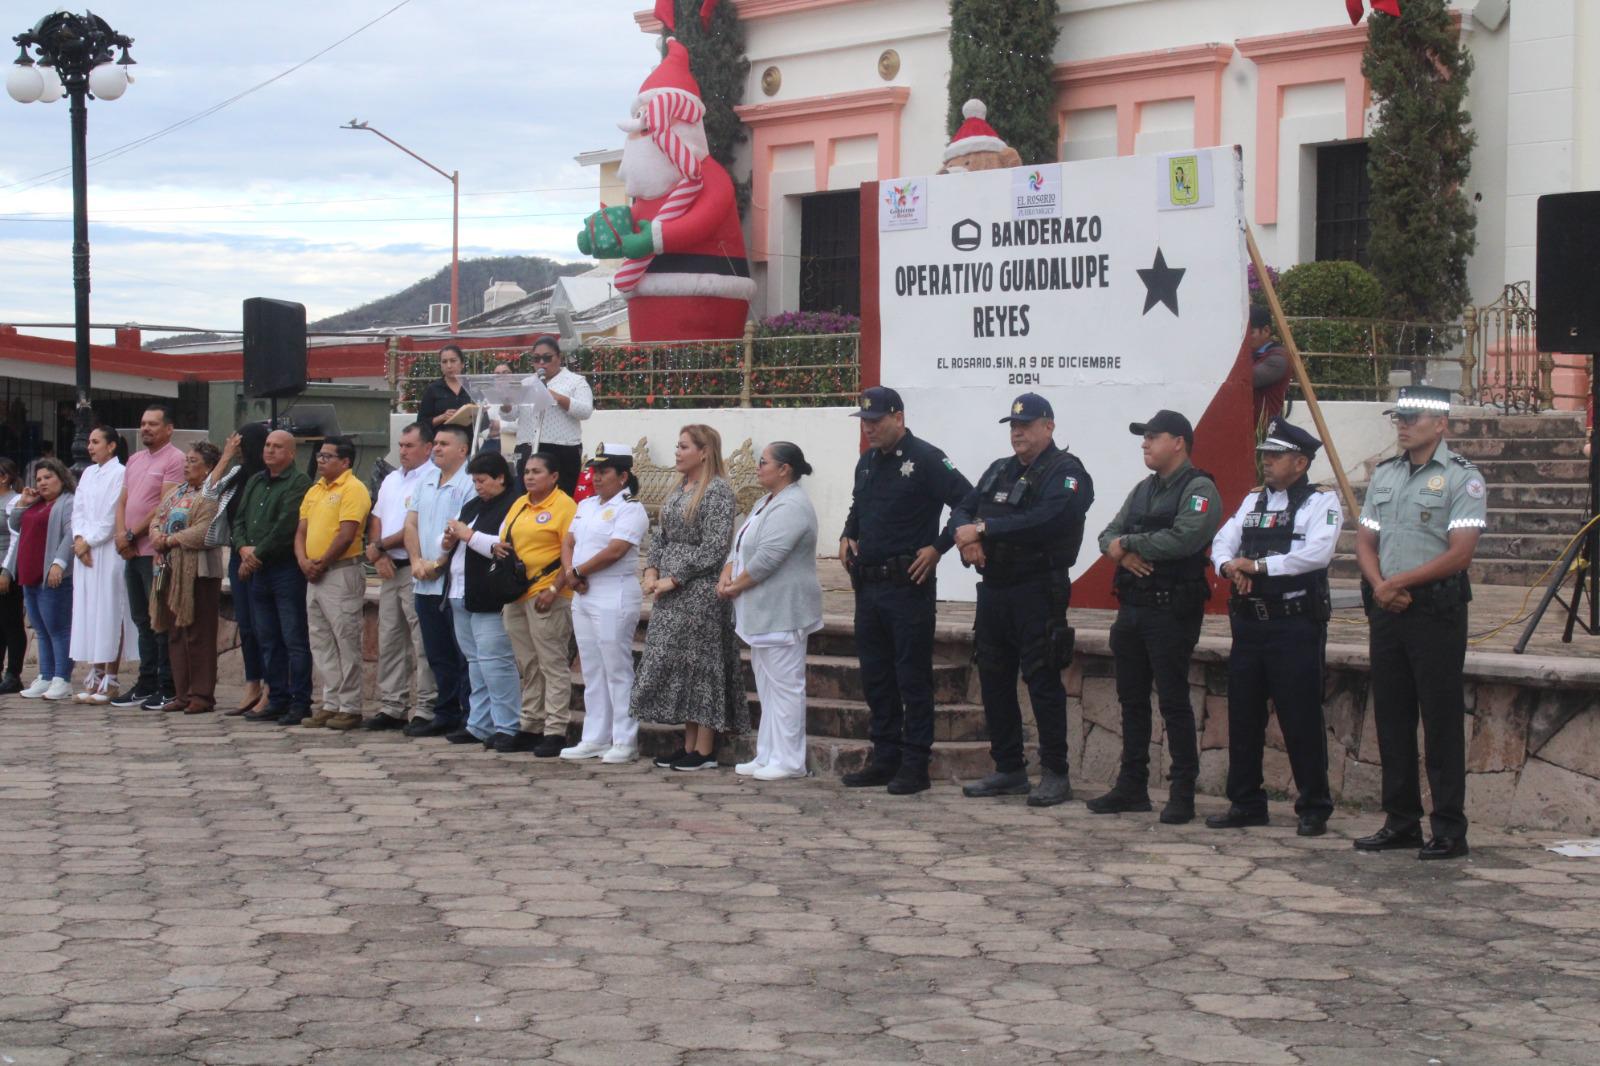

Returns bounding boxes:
[494,452,577,756]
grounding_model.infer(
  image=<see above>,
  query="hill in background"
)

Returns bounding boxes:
[145,255,592,349]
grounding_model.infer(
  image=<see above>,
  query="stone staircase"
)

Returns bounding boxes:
[1332,410,1590,588]
[565,619,1001,774]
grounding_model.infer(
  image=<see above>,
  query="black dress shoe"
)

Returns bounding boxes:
[0,673,23,695]
[1086,788,1153,814]
[962,769,1030,798]
[445,728,482,745]
[841,763,900,788]
[243,705,285,722]
[1026,769,1073,808]
[534,734,566,758]
[490,733,522,753]
[362,713,406,731]
[406,718,457,738]
[278,709,310,727]
[885,766,930,795]
[1159,795,1195,825]
[1296,814,1329,837]
[494,730,541,752]
[1205,807,1270,830]
[1418,836,1469,860]
[1353,824,1423,851]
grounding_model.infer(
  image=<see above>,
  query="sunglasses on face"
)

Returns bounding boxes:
[532,355,555,363]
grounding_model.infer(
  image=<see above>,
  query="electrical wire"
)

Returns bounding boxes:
[0,0,418,196]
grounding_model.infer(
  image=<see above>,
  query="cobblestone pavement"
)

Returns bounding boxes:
[4,694,1600,1066]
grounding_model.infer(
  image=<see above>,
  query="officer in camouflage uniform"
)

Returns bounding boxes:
[1353,385,1485,861]
[1089,411,1222,825]
[949,393,1095,808]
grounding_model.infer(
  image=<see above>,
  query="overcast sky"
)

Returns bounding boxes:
[0,0,661,339]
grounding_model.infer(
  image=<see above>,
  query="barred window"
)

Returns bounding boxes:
[1315,141,1372,267]
[799,190,861,316]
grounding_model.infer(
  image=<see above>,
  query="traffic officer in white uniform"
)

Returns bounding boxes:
[1206,418,1340,836]
[559,443,649,763]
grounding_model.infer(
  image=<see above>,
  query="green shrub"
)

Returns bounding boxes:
[1276,260,1387,400]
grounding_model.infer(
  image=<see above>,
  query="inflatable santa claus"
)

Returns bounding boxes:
[577,40,754,342]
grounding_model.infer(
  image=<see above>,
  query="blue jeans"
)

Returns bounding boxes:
[124,555,171,694]
[452,604,521,739]
[250,560,311,711]
[415,592,468,729]
[23,580,73,681]
[228,550,264,683]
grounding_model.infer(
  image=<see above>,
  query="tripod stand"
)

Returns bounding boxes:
[1514,364,1599,653]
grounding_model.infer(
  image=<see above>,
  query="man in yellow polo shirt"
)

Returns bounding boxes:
[295,436,373,730]
[496,451,578,755]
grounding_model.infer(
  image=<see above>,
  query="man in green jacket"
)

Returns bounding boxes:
[234,429,315,725]
[1088,410,1222,824]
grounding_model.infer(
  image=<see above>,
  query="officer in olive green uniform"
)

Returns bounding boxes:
[1088,410,1223,825]
[1353,385,1485,861]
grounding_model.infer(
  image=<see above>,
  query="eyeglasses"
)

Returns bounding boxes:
[316,453,339,462]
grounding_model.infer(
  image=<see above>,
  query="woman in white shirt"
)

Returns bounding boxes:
[558,443,649,763]
[719,443,823,780]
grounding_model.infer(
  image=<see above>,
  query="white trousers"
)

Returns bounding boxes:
[572,581,641,749]
[751,641,809,775]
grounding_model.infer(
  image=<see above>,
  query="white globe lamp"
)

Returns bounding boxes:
[5,62,43,103]
[88,62,128,100]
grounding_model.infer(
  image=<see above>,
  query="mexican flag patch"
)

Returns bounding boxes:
[1064,476,1078,491]
[1326,509,1339,525]
[1187,495,1209,513]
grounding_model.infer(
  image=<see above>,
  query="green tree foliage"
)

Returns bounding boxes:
[1362,0,1477,323]
[1277,260,1388,400]
[947,0,1062,166]
[662,1,750,211]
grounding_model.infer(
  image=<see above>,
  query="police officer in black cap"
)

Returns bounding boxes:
[949,393,1094,807]
[1205,417,1340,836]
[839,386,973,795]
[1088,410,1222,824]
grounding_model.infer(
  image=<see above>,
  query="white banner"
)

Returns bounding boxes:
[874,147,1249,599]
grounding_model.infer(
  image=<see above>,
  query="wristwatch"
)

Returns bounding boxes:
[975,520,987,537]
[1253,558,1265,575]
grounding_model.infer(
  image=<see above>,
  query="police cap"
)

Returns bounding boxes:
[1129,409,1194,449]
[999,392,1054,424]
[1256,417,1321,458]
[850,386,904,421]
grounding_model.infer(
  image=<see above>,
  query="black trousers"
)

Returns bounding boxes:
[1225,612,1333,818]
[854,579,936,770]
[0,583,25,676]
[1109,603,1203,793]
[124,555,172,694]
[547,443,583,498]
[1370,605,1469,839]
[976,579,1068,775]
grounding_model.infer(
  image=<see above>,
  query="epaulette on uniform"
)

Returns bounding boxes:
[1449,454,1477,470]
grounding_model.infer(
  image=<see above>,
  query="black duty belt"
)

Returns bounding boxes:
[856,555,916,585]
[1230,596,1317,621]
[1117,586,1182,608]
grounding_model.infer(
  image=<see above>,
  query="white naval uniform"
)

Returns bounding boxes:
[569,490,649,749]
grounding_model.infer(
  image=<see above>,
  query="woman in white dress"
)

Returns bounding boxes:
[69,426,138,703]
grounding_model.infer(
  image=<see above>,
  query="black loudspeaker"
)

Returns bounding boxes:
[242,297,308,398]
[1537,192,1600,354]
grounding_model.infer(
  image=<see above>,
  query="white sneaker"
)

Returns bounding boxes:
[753,765,810,781]
[43,677,73,701]
[734,760,767,777]
[601,744,639,764]
[18,677,50,699]
[559,740,610,760]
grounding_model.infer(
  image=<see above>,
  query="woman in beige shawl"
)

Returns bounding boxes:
[151,441,224,714]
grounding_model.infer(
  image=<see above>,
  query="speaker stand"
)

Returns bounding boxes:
[1514,359,1600,652]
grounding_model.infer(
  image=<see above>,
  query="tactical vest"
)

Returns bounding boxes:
[1112,466,1213,597]
[975,449,1084,584]
[1236,477,1327,602]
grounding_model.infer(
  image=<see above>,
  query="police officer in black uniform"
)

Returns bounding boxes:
[949,393,1094,807]
[1088,410,1222,824]
[1205,418,1340,836]
[839,387,973,795]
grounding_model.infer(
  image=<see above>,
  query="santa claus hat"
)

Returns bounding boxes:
[634,38,703,113]
[944,99,1009,162]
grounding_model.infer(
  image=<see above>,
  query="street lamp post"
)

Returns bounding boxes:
[8,11,135,471]
[341,120,459,334]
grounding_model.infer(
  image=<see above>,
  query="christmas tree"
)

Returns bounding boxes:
[947,0,1062,167]
[1362,0,1477,323]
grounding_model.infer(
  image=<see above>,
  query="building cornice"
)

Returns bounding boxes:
[1052,42,1234,88]
[1235,23,1370,63]
[734,85,909,127]
[636,0,867,33]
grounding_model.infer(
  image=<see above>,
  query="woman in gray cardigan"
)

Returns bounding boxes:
[8,458,77,699]
[718,442,823,780]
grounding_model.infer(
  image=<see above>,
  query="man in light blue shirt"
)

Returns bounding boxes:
[403,424,475,737]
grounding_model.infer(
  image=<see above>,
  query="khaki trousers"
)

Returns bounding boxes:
[502,594,573,735]
[306,562,365,715]
[377,566,437,720]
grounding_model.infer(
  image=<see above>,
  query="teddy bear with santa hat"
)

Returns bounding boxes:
[577,39,754,342]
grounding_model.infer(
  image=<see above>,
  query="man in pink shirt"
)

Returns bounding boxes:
[110,404,185,709]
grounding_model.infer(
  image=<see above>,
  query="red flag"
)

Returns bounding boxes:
[699,0,720,28]
[1348,0,1401,23]
[654,0,675,31]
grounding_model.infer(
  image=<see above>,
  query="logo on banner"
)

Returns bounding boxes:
[1011,164,1062,220]
[951,218,981,251]
[1158,151,1214,211]
[880,180,928,231]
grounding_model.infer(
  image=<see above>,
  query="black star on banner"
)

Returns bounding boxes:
[1137,248,1186,316]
